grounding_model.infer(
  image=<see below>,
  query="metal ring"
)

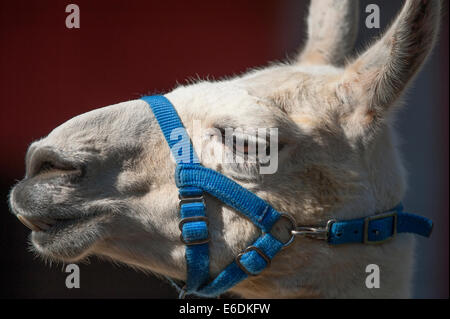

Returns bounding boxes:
[270,213,297,249]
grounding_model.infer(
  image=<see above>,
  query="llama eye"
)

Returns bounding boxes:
[233,135,251,155]
[217,128,264,156]
[216,127,286,157]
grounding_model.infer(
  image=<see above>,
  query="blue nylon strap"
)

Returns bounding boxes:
[141,95,198,164]
[176,164,281,233]
[329,204,433,245]
[141,95,282,296]
[195,234,284,297]
[175,164,285,296]
[180,199,209,290]
[142,95,209,293]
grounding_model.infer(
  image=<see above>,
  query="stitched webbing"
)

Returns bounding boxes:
[142,95,209,293]
[141,95,198,164]
[142,95,283,297]
[176,164,280,233]
[329,205,433,245]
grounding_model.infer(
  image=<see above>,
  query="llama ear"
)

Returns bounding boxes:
[339,0,441,128]
[297,0,359,66]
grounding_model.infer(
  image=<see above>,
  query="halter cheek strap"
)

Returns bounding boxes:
[141,95,433,298]
[141,95,288,297]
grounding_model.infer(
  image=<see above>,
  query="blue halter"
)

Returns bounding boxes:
[141,95,433,298]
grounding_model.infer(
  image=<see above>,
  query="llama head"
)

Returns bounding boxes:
[9,0,441,298]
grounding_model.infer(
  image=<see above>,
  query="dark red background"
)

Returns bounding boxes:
[0,0,302,176]
[0,0,448,298]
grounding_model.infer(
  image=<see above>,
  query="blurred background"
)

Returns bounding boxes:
[0,0,448,298]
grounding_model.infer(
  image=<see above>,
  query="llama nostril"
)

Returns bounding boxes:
[31,158,78,178]
[27,147,80,179]
[36,161,56,174]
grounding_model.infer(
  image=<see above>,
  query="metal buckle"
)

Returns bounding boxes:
[363,211,397,244]
[179,233,210,245]
[291,219,336,241]
[178,216,209,230]
[178,194,205,207]
[178,193,208,245]
[179,216,210,245]
[235,246,271,276]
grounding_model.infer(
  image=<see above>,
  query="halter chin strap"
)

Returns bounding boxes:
[141,95,433,298]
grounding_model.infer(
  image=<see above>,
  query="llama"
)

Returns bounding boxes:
[8,0,441,298]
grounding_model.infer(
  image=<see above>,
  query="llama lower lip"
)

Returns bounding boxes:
[42,218,76,233]
[33,213,104,235]
[17,214,56,232]
[16,214,83,233]
[30,213,106,257]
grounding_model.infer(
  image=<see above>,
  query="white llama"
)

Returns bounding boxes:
[9,0,441,298]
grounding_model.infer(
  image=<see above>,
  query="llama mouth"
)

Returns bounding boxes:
[27,212,108,262]
[16,214,96,234]
[17,215,57,232]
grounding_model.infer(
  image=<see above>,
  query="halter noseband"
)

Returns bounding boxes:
[141,95,433,298]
